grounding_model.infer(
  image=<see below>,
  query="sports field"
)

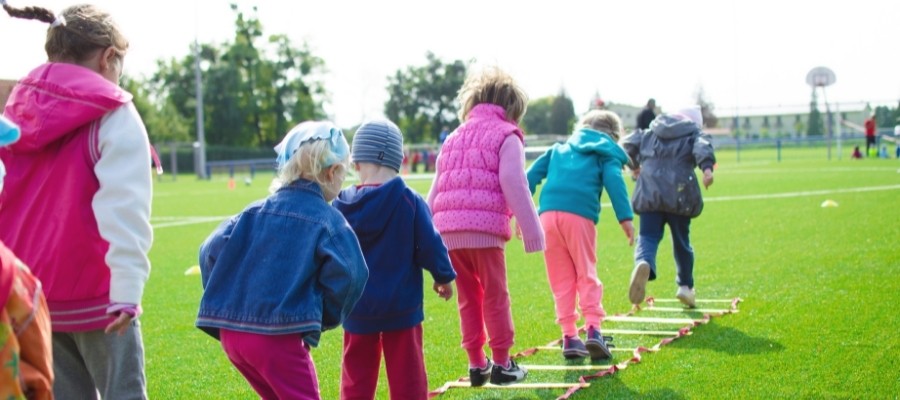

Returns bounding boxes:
[144,148,899,399]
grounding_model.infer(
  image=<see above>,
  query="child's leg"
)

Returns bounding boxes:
[541,212,580,337]
[53,323,147,400]
[467,248,515,367]
[635,211,666,281]
[666,214,695,288]
[220,329,320,400]
[555,213,605,329]
[449,249,488,366]
[341,331,383,400]
[382,325,428,400]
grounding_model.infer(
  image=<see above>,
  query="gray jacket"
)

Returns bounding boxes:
[621,115,716,218]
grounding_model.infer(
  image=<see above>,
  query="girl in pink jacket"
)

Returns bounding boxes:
[428,67,545,387]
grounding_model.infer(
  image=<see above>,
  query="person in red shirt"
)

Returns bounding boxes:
[864,113,877,156]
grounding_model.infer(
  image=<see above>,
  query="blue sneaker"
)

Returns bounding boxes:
[468,358,493,387]
[562,335,589,359]
[585,326,612,360]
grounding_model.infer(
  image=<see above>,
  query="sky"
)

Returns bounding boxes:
[1,0,898,128]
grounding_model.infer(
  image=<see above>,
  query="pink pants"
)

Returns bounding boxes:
[220,329,320,400]
[340,325,427,400]
[449,247,514,367]
[541,211,606,337]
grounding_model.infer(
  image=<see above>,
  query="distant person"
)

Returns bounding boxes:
[0,117,53,400]
[851,145,863,159]
[894,119,900,158]
[197,121,368,400]
[636,98,657,130]
[334,119,456,400]
[439,126,450,146]
[864,112,877,157]
[878,144,889,159]
[428,66,545,386]
[526,110,634,361]
[1,4,154,398]
[621,106,716,308]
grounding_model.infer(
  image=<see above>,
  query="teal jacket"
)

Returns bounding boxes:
[526,128,633,224]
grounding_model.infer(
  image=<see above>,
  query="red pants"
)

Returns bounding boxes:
[450,247,514,367]
[340,325,427,400]
[541,211,606,337]
[220,329,320,400]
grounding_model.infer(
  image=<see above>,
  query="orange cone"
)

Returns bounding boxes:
[228,178,236,190]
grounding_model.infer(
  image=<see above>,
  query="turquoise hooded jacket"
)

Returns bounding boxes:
[526,128,633,224]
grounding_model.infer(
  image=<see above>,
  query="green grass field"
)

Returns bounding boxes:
[144,148,900,399]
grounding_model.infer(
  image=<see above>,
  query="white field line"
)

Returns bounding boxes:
[154,184,900,230]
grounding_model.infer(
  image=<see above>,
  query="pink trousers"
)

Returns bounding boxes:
[220,329,320,400]
[541,211,606,337]
[340,325,427,400]
[449,247,514,367]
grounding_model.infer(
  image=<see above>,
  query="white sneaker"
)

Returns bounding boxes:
[676,286,696,308]
[629,261,651,305]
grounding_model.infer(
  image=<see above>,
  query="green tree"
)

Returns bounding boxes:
[522,96,553,135]
[694,86,719,128]
[384,52,467,143]
[549,89,575,135]
[807,90,825,136]
[120,75,190,144]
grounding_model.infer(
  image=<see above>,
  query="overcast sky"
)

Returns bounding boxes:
[2,0,898,128]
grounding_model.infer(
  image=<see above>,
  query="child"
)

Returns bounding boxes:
[622,106,716,308]
[333,119,456,400]
[0,117,53,400]
[197,121,369,400]
[427,66,545,386]
[1,4,154,398]
[526,110,635,360]
[851,145,863,159]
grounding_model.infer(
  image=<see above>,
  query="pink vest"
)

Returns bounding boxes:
[431,104,524,239]
[0,63,129,331]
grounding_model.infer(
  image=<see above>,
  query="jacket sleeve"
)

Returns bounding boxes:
[198,215,238,289]
[92,103,153,306]
[498,136,545,253]
[525,147,552,195]
[693,131,716,171]
[317,221,369,331]
[412,195,455,284]
[600,160,634,222]
[620,129,643,169]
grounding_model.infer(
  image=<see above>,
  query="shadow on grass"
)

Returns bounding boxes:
[575,375,686,400]
[675,322,784,355]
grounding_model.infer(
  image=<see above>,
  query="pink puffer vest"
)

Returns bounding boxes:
[431,104,524,239]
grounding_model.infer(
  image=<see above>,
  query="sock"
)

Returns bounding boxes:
[492,348,510,368]
[467,348,487,369]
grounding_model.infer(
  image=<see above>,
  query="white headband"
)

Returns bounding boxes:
[50,14,66,28]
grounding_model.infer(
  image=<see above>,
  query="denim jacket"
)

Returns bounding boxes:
[196,179,368,347]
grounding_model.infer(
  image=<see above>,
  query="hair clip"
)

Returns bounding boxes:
[274,121,349,169]
[50,14,66,28]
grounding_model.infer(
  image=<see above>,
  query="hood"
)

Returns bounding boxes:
[333,177,406,241]
[3,63,131,153]
[567,128,629,164]
[649,114,699,140]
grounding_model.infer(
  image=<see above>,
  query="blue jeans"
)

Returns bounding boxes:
[634,211,694,288]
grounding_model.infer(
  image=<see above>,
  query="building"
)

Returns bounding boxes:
[712,101,870,139]
[0,79,15,107]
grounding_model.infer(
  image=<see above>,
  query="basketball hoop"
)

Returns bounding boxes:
[806,66,836,88]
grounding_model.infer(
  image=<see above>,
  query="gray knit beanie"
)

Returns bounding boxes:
[351,119,404,172]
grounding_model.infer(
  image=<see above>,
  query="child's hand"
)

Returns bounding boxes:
[631,167,640,181]
[105,313,134,335]
[515,220,523,240]
[702,169,714,189]
[433,282,454,300]
[620,220,635,246]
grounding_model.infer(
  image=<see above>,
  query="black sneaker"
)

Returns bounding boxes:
[562,335,589,359]
[468,358,493,387]
[585,326,612,360]
[490,359,527,385]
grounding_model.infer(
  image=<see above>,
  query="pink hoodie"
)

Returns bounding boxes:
[0,63,152,332]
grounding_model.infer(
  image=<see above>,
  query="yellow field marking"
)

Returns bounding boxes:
[651,298,737,303]
[535,346,636,353]
[442,381,590,389]
[604,315,703,324]
[603,329,688,336]
[520,364,613,371]
[645,306,739,313]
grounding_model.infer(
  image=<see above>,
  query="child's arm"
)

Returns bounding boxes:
[412,194,456,299]
[426,153,443,208]
[198,214,239,288]
[620,129,643,171]
[317,223,369,330]
[601,160,635,246]
[498,136,545,253]
[693,132,716,189]
[525,147,552,195]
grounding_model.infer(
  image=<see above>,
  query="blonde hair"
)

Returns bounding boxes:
[270,139,349,194]
[3,3,128,63]
[579,110,623,141]
[457,66,528,123]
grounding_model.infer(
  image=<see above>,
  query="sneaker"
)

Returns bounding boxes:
[585,326,612,360]
[562,335,589,359]
[490,359,527,385]
[468,358,493,387]
[676,286,696,308]
[629,261,651,305]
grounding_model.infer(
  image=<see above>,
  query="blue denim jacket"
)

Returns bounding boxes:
[196,179,368,347]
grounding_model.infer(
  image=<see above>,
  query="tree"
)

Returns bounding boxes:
[120,75,191,144]
[147,4,327,147]
[384,52,467,144]
[522,96,553,135]
[807,89,825,136]
[694,86,718,128]
[549,89,576,135]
